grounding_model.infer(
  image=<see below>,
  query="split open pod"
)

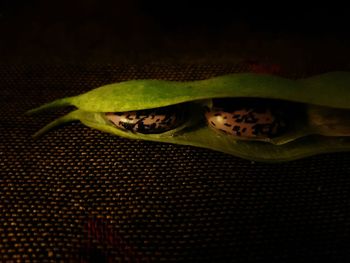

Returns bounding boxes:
[26,72,350,162]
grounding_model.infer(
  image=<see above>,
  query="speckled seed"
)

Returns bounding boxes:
[205,107,286,138]
[105,106,183,134]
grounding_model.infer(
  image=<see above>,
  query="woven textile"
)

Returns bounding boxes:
[1,64,350,262]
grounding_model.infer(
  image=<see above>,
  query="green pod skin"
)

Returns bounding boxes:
[26,72,350,162]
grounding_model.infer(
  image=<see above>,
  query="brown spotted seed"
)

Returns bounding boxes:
[106,107,183,134]
[205,107,285,139]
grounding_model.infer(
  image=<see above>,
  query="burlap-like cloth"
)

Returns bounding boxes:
[1,64,349,262]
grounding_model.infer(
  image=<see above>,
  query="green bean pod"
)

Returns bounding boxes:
[26,72,350,162]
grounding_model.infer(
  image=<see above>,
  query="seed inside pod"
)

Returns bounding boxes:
[205,98,288,139]
[105,105,184,134]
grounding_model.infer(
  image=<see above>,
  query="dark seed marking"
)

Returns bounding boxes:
[224,123,231,127]
[210,121,216,126]
[233,126,241,131]
[121,122,135,131]
[214,113,222,116]
[126,114,135,121]
[232,125,242,136]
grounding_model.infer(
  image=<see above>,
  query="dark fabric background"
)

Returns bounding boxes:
[1,1,350,262]
[1,64,350,262]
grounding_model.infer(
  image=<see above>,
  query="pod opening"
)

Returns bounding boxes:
[103,97,350,142]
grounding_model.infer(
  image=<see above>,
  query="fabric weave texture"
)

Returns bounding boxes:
[1,64,350,262]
